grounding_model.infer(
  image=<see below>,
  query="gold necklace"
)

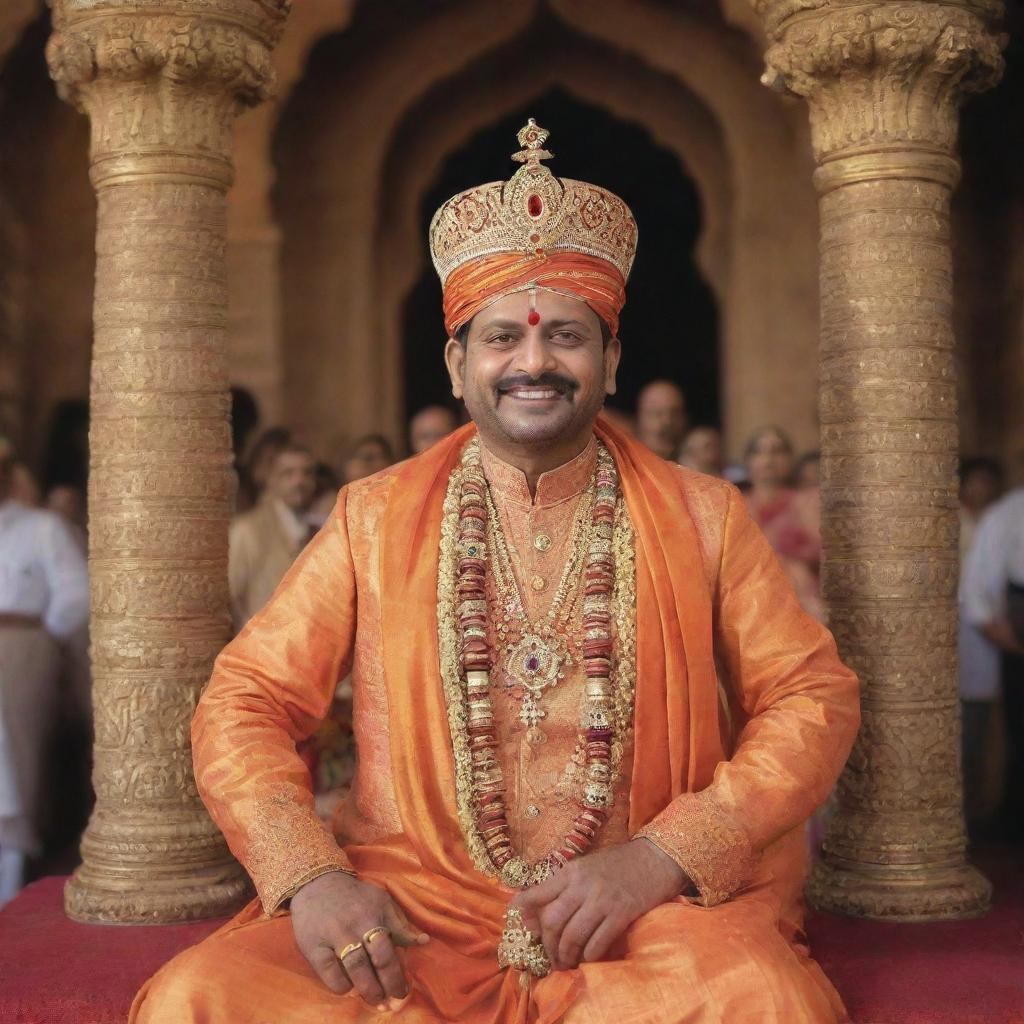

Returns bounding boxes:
[484,482,594,744]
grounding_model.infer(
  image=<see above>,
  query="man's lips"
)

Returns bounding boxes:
[499,386,565,401]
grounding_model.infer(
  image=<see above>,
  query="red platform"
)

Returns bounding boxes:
[0,865,1022,1023]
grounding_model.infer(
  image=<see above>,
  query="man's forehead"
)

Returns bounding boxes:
[472,289,600,330]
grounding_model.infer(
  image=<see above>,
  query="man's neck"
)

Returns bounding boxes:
[477,432,594,499]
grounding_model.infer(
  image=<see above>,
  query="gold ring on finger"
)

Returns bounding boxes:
[335,941,364,962]
[362,926,390,945]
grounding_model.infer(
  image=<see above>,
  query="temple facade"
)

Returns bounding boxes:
[0,0,1017,924]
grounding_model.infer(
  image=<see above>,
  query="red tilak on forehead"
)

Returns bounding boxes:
[527,286,540,326]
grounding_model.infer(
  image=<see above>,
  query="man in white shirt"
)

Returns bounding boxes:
[229,444,318,631]
[960,486,1024,837]
[0,442,90,903]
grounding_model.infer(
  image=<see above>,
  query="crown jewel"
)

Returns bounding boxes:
[429,119,637,286]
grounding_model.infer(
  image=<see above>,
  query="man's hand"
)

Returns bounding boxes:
[290,871,428,1010]
[512,840,687,971]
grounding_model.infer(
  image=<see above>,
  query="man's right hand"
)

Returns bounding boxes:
[290,871,429,1010]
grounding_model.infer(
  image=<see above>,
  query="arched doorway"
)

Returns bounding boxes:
[401,89,720,429]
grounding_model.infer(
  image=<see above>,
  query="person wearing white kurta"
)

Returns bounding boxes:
[0,493,89,904]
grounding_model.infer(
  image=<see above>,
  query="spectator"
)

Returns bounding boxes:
[678,425,723,477]
[343,433,394,484]
[961,486,1024,838]
[409,405,458,455]
[743,425,823,620]
[228,444,318,631]
[636,379,687,460]
[238,426,292,513]
[792,451,821,491]
[958,456,1003,562]
[0,439,90,904]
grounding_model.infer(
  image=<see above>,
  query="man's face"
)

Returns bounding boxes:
[444,290,619,452]
[268,451,316,511]
[344,441,391,484]
[410,406,457,454]
[636,382,687,460]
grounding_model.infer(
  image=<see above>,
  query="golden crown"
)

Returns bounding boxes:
[429,119,638,286]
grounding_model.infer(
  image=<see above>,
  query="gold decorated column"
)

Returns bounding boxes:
[46,0,289,923]
[752,1,1004,919]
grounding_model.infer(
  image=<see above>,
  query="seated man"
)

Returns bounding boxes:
[132,121,860,1023]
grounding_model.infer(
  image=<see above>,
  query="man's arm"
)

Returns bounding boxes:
[193,491,358,913]
[635,484,861,905]
[40,513,90,639]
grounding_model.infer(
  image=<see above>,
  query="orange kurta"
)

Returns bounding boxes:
[131,417,860,1023]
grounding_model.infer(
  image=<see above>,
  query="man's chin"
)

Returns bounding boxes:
[493,409,576,446]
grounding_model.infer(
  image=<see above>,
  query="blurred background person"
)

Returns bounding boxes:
[743,425,823,620]
[409,404,458,455]
[635,379,687,460]
[238,426,292,513]
[678,425,723,477]
[792,450,821,491]
[342,433,394,484]
[0,439,89,904]
[961,485,1024,839]
[228,443,317,632]
[959,456,1004,561]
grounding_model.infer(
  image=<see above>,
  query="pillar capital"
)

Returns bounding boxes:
[754,0,1004,185]
[46,0,289,189]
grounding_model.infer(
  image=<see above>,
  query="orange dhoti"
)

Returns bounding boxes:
[131,418,858,1023]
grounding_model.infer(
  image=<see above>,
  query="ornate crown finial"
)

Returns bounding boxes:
[429,120,637,287]
[511,118,553,168]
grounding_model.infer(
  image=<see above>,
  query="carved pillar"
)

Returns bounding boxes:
[46,0,288,923]
[753,0,1004,919]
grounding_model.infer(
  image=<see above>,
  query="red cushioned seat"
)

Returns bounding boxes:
[1,860,1021,1023]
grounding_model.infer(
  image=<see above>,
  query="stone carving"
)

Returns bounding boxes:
[752,0,1004,921]
[46,0,287,924]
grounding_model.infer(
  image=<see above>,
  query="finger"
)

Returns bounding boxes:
[537,891,583,968]
[513,871,566,910]
[581,915,625,964]
[557,904,605,970]
[384,900,429,947]
[364,932,409,1002]
[339,945,386,1008]
[307,945,353,996]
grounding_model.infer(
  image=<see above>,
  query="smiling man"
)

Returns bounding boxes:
[132,121,860,1024]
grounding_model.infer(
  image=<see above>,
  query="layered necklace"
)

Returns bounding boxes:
[454,437,621,891]
[484,478,593,745]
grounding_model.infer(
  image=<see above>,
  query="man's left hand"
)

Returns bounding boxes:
[511,839,688,970]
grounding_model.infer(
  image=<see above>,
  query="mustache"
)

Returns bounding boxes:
[494,372,578,395]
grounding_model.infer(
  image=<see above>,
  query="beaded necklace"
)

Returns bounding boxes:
[484,480,593,744]
[455,437,620,891]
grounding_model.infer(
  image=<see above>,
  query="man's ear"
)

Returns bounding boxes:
[603,336,622,397]
[444,337,466,400]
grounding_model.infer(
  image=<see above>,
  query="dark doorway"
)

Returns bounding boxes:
[402,89,719,427]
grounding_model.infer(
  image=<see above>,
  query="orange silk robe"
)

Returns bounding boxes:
[131,418,860,1023]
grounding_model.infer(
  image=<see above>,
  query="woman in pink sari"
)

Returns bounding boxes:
[743,427,823,620]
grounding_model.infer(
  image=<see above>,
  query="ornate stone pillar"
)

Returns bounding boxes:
[752,0,1004,919]
[46,0,288,923]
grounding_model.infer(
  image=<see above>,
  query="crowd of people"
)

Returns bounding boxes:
[0,377,1020,907]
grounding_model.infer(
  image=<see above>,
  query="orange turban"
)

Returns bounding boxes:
[443,250,626,338]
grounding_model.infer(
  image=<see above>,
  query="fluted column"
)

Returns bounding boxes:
[46,0,288,923]
[753,0,1004,920]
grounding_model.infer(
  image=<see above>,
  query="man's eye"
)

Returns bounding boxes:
[553,331,581,343]
[489,334,514,344]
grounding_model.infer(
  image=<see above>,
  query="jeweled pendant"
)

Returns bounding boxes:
[526,725,546,746]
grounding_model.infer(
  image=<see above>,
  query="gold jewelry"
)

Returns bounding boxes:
[335,941,364,962]
[362,925,390,945]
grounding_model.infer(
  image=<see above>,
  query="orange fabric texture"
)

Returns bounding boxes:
[442,251,627,337]
[131,416,860,1024]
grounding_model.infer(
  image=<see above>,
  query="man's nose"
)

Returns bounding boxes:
[516,333,554,378]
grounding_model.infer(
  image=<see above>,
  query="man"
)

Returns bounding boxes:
[133,121,859,1023]
[678,425,723,476]
[635,378,687,460]
[228,443,317,630]
[342,433,394,484]
[961,486,1024,838]
[0,440,89,904]
[409,405,458,455]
